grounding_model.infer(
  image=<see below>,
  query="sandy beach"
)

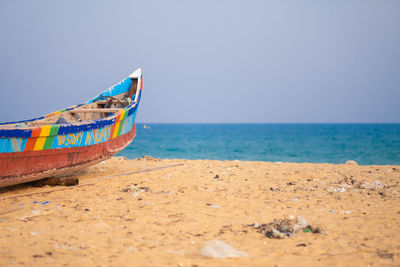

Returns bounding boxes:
[0,156,399,266]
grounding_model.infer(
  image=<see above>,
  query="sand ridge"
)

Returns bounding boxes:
[0,157,399,266]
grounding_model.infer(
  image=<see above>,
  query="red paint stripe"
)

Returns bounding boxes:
[140,78,143,90]
[109,123,116,139]
[24,138,36,151]
[31,128,42,137]
[24,128,42,151]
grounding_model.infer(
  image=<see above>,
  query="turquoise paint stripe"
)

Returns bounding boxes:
[120,114,135,136]
[0,138,28,153]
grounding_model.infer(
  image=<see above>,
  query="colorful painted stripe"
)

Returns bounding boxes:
[46,109,66,118]
[112,113,122,139]
[1,111,136,153]
[23,125,60,152]
[43,125,60,150]
[116,110,128,137]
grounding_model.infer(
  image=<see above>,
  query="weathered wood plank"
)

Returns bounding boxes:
[70,108,122,113]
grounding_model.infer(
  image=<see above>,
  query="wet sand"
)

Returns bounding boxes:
[0,157,399,266]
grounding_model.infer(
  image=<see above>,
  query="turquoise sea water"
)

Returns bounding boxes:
[117,124,400,165]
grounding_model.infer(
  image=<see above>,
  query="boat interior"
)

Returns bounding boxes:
[0,78,138,129]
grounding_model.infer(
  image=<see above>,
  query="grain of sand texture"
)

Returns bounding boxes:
[0,156,400,266]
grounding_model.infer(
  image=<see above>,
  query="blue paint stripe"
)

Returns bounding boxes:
[57,117,116,135]
[0,104,138,138]
[87,78,133,104]
[0,128,32,138]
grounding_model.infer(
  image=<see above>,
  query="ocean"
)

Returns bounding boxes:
[117,123,400,165]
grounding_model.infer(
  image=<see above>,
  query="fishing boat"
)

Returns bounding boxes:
[0,68,143,188]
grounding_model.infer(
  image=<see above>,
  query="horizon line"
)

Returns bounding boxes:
[136,122,400,124]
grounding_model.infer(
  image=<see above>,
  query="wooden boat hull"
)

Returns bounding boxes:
[0,124,136,187]
[0,69,143,188]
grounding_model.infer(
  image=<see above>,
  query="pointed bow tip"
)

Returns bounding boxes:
[128,68,142,79]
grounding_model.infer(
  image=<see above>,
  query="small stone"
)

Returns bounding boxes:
[336,187,346,193]
[214,175,220,179]
[326,186,335,192]
[269,228,285,239]
[137,155,160,161]
[359,182,370,189]
[165,249,185,256]
[206,204,221,209]
[340,183,352,188]
[370,180,385,190]
[201,240,248,258]
[31,209,41,215]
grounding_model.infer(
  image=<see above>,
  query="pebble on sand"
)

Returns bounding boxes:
[201,240,248,258]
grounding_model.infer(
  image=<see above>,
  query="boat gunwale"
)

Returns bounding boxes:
[0,90,142,138]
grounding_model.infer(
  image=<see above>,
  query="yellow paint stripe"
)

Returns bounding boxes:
[32,126,53,151]
[33,137,47,151]
[112,115,121,139]
[40,125,52,137]
[113,121,121,138]
[121,110,127,119]
[116,110,127,137]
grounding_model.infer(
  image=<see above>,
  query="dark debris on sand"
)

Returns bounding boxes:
[248,216,323,239]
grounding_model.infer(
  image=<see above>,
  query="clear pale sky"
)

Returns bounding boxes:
[0,1,399,123]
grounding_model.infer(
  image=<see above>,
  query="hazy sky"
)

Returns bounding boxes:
[0,1,399,123]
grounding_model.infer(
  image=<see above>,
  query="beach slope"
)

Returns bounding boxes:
[0,157,399,266]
